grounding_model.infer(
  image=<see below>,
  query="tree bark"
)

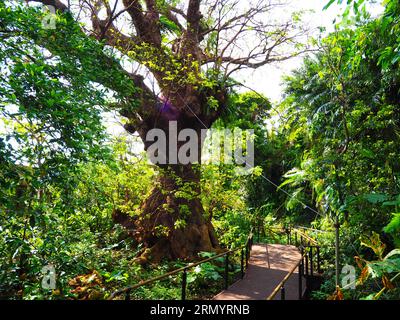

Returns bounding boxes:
[119,95,223,263]
[134,164,219,263]
[27,0,304,264]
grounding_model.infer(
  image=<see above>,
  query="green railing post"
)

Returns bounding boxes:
[317,246,321,274]
[181,269,187,300]
[305,250,309,276]
[245,244,249,268]
[241,248,244,279]
[335,217,340,287]
[224,253,229,290]
[298,262,303,300]
[280,286,285,300]
[125,288,131,301]
[309,247,314,276]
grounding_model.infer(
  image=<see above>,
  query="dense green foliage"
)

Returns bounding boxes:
[0,0,399,300]
[247,0,400,299]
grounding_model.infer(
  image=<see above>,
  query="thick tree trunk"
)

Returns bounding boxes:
[135,164,219,263]
[118,89,225,263]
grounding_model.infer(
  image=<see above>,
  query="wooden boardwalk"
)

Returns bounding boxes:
[213,244,302,300]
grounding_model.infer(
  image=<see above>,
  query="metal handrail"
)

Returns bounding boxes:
[292,228,319,246]
[263,226,286,243]
[261,225,319,246]
[266,254,304,300]
[262,224,322,300]
[110,222,324,300]
[294,225,332,233]
[109,229,254,300]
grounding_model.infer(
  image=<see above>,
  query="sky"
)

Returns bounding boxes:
[1,1,385,155]
[105,0,369,137]
[237,0,384,104]
[79,0,384,137]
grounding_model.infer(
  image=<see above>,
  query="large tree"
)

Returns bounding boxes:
[9,0,308,262]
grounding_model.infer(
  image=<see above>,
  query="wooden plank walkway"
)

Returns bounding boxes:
[213,244,302,300]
